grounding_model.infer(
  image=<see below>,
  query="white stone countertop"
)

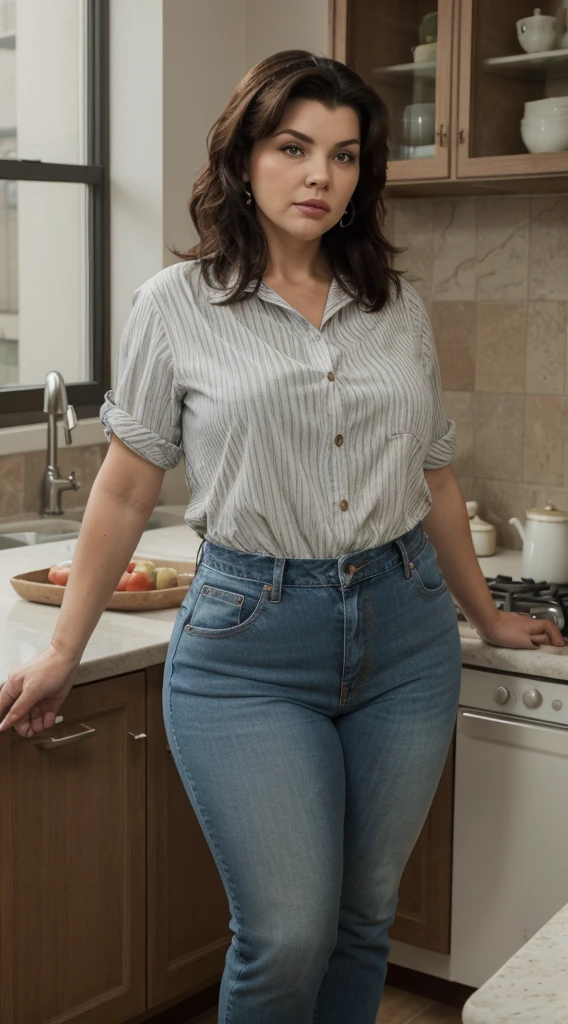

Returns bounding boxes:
[1,533,568,688]
[462,901,568,1024]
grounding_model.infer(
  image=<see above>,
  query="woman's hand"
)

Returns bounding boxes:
[0,645,80,738]
[477,610,567,649]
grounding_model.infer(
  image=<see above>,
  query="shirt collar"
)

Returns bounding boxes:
[208,271,354,328]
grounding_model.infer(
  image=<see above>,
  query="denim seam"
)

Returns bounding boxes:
[167,690,247,1021]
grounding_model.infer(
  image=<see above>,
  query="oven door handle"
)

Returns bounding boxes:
[462,710,568,733]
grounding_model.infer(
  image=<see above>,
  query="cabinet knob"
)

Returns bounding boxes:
[435,123,448,147]
[128,731,147,741]
[459,129,466,144]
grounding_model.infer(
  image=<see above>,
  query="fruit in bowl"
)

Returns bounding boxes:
[47,557,180,592]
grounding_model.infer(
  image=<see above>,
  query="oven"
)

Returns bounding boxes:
[450,666,568,988]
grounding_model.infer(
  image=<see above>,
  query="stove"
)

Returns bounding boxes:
[456,574,568,636]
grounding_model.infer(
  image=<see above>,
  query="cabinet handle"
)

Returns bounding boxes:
[33,723,95,748]
[128,732,147,741]
[459,129,466,144]
[435,123,447,147]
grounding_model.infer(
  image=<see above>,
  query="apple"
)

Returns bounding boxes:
[125,570,155,592]
[133,560,156,581]
[48,565,71,586]
[127,561,136,572]
[116,571,131,591]
[155,567,178,590]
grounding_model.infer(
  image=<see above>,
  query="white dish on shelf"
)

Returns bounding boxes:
[396,143,436,159]
[521,114,568,152]
[412,41,437,63]
[525,95,568,113]
[516,8,558,54]
[403,102,436,146]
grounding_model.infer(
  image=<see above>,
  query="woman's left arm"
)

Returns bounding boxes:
[422,465,567,649]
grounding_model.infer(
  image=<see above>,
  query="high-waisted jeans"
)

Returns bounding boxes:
[162,520,462,1024]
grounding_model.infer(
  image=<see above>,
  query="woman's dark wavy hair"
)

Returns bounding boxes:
[173,49,401,312]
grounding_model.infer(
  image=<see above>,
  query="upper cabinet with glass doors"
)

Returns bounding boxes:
[330,0,568,190]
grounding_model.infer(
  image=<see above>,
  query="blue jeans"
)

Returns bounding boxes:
[162,520,462,1024]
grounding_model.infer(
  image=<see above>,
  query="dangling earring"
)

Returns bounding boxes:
[243,183,253,206]
[340,198,355,228]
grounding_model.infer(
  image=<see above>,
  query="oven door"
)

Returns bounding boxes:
[451,706,568,988]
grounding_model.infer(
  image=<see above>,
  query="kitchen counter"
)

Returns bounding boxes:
[461,901,568,1024]
[1,535,568,688]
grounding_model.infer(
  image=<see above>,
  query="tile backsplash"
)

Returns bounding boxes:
[387,194,568,549]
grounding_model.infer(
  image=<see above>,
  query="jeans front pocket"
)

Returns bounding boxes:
[182,568,271,638]
[410,538,448,598]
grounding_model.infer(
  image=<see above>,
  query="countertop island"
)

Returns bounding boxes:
[1,531,568,686]
[462,901,568,1024]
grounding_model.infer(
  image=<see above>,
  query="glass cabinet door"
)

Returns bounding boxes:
[458,0,568,177]
[341,0,454,181]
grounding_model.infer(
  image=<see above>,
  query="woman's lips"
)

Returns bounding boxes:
[294,202,330,218]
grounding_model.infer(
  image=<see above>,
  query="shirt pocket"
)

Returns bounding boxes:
[388,431,432,523]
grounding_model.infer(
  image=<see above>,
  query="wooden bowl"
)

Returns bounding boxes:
[9,556,196,611]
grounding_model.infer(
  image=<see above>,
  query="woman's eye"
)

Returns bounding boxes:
[282,144,303,156]
[336,152,355,163]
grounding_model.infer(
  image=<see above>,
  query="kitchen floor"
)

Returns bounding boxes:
[191,985,464,1022]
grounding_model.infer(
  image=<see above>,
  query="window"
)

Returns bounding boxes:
[0,0,109,428]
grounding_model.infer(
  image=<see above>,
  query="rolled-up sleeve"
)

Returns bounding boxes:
[100,284,184,470]
[421,306,456,470]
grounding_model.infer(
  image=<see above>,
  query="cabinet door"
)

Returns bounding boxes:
[388,733,455,953]
[146,664,231,1008]
[0,672,146,1024]
[331,0,454,182]
[457,0,568,179]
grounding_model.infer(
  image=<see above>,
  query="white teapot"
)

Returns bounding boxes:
[509,501,568,583]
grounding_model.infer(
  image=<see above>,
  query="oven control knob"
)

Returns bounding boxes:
[523,688,543,709]
[494,686,511,705]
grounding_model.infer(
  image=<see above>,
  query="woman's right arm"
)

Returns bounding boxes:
[0,435,166,738]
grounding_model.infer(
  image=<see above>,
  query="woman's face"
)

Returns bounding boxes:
[245,98,361,242]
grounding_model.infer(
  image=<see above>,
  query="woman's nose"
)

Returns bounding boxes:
[305,161,330,188]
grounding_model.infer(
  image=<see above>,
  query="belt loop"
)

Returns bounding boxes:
[270,556,285,603]
[394,536,412,579]
[195,536,206,573]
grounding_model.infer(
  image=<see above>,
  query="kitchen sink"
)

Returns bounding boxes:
[0,506,186,549]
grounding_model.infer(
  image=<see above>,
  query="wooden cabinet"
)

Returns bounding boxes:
[146,664,230,1008]
[0,663,454,1024]
[389,735,455,953]
[331,0,568,192]
[0,672,147,1024]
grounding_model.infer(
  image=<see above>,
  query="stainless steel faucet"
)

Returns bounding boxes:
[43,370,81,515]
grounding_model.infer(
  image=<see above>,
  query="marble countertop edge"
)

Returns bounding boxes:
[462,902,568,1024]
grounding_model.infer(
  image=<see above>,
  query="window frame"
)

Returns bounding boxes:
[0,0,110,429]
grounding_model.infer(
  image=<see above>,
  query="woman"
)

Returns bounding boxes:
[0,50,565,1024]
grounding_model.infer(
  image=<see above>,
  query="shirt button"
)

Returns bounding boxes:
[340,500,349,511]
[327,372,335,382]
[335,434,343,446]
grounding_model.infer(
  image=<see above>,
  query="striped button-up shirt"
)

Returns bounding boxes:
[99,259,456,558]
